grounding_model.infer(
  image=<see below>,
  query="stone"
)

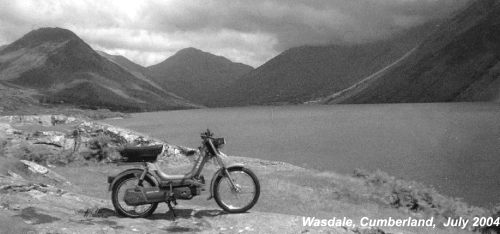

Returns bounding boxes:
[19,160,71,185]
[28,131,75,150]
[20,160,49,174]
[0,123,14,135]
[0,115,81,126]
[7,170,24,180]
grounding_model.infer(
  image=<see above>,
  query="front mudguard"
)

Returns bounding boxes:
[207,163,244,200]
[107,168,159,191]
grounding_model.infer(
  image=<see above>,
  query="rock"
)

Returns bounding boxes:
[78,121,146,144]
[51,115,78,125]
[165,145,181,157]
[20,160,49,174]
[0,114,193,165]
[77,120,191,163]
[19,160,71,185]
[0,123,15,135]
[7,170,24,180]
[0,115,81,126]
[28,131,75,150]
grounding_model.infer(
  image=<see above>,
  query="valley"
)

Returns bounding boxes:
[1,0,499,112]
[1,0,500,233]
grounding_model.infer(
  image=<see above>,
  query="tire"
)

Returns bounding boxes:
[214,167,260,213]
[111,174,158,218]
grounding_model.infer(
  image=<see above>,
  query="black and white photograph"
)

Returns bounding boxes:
[0,0,499,233]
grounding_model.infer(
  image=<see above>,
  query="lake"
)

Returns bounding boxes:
[104,103,500,207]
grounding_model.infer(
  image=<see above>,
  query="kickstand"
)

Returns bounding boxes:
[166,183,178,219]
[166,198,178,219]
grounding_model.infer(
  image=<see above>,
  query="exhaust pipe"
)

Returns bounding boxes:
[124,187,166,206]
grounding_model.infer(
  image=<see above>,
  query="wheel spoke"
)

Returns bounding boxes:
[113,177,156,217]
[215,169,258,212]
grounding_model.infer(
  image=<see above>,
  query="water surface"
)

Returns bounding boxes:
[104,103,500,207]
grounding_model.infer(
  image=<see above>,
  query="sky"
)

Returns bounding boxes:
[0,0,469,67]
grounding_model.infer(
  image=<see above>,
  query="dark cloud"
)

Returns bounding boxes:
[142,0,470,49]
[0,0,470,66]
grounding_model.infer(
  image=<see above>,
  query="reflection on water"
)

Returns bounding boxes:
[104,103,500,207]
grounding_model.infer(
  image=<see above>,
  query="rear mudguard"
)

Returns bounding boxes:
[208,163,244,200]
[108,168,159,191]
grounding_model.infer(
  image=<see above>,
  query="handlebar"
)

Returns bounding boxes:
[200,129,226,151]
[201,128,214,139]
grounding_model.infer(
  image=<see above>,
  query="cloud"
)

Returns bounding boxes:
[88,28,277,67]
[0,0,469,67]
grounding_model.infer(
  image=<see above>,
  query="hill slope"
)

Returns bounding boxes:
[148,48,253,107]
[328,0,500,104]
[97,51,150,79]
[0,82,40,113]
[210,23,436,106]
[96,51,185,100]
[0,27,198,112]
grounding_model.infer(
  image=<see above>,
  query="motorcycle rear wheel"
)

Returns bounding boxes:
[214,167,260,213]
[111,174,158,218]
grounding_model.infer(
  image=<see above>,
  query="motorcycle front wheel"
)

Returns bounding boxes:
[111,174,158,218]
[214,167,260,213]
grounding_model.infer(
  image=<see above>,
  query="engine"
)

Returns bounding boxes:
[173,185,202,200]
[124,184,203,206]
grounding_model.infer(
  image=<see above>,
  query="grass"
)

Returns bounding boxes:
[352,169,489,229]
[0,157,28,176]
[15,142,76,166]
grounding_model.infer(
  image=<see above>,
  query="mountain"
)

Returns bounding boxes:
[96,51,178,95]
[0,45,6,52]
[97,51,149,77]
[0,27,198,112]
[210,23,437,106]
[148,47,253,106]
[327,0,500,104]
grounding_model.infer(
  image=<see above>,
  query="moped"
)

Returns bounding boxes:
[107,129,260,218]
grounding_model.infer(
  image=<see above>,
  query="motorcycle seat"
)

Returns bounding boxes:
[119,145,163,162]
[155,170,192,181]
